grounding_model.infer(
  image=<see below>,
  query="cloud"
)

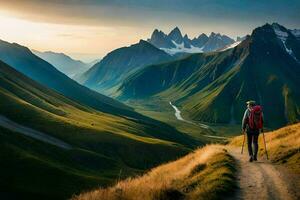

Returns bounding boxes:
[1,0,299,29]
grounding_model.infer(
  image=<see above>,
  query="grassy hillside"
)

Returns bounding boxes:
[116,52,212,99]
[73,145,236,200]
[0,61,198,199]
[230,122,300,174]
[0,127,120,200]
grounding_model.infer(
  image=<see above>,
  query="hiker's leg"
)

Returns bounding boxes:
[253,132,259,160]
[247,133,253,157]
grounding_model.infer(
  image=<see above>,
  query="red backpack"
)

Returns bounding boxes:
[249,105,263,129]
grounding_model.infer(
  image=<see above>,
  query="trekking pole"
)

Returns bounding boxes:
[241,131,246,154]
[262,131,269,160]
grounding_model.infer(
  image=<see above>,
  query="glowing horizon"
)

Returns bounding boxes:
[0,0,299,62]
[0,11,149,62]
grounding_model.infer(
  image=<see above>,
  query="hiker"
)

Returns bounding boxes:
[242,100,264,162]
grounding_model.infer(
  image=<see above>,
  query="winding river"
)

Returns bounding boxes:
[169,102,184,121]
[169,102,227,139]
[169,101,208,128]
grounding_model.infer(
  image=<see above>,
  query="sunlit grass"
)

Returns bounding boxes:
[72,145,236,200]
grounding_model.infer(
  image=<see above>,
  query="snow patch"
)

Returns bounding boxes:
[219,41,241,51]
[273,28,288,43]
[291,29,300,37]
[273,25,299,62]
[160,40,204,55]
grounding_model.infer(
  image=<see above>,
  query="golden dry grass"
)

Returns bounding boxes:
[72,145,236,200]
[230,123,300,173]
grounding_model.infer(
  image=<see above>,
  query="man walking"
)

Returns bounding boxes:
[242,100,264,162]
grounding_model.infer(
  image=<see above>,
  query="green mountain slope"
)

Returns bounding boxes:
[0,61,197,199]
[78,40,172,95]
[117,23,300,128]
[0,39,138,118]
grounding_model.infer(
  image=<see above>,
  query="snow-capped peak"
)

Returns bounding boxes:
[147,27,235,55]
[272,24,288,43]
[273,24,299,62]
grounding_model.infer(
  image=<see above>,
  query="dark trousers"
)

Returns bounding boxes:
[247,129,259,158]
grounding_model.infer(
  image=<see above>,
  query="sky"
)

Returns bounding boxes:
[0,0,299,62]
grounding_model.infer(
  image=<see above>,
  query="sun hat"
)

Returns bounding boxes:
[246,100,256,105]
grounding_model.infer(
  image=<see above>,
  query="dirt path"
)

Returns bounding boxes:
[0,115,72,150]
[228,147,297,200]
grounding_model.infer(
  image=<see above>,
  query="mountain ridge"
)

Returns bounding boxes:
[32,50,90,77]
[77,39,173,95]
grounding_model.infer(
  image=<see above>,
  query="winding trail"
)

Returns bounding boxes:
[0,115,72,150]
[169,102,298,199]
[227,147,297,200]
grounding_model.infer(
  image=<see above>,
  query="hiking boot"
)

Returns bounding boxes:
[253,157,257,161]
[249,156,253,162]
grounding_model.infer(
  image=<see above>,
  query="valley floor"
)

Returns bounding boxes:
[126,99,241,143]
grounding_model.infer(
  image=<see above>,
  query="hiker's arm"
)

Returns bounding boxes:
[242,109,248,131]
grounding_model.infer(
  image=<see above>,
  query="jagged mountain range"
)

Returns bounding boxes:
[147,27,237,55]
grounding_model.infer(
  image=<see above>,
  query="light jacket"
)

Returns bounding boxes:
[242,108,251,130]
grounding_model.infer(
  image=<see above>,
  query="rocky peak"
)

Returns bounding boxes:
[168,27,183,43]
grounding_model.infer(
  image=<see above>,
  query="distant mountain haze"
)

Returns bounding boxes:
[32,50,91,78]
